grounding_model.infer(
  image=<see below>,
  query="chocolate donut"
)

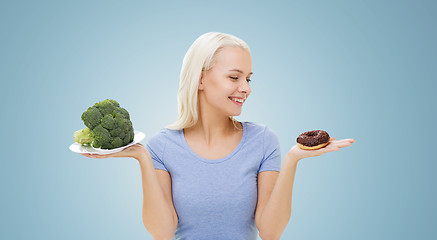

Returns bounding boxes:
[296,130,330,150]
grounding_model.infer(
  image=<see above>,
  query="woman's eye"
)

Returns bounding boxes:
[229,76,251,83]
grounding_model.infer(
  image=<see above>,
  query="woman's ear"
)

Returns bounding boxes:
[198,72,205,90]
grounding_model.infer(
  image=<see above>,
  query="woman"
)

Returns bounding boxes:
[81,32,355,240]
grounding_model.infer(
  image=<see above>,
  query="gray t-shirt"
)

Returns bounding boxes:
[145,121,282,240]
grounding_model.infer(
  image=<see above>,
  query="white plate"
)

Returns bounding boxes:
[69,131,146,155]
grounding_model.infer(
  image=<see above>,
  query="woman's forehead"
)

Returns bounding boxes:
[213,47,252,71]
[216,46,250,59]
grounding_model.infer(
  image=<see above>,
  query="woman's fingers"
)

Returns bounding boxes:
[79,152,110,159]
[330,139,355,145]
[318,139,354,152]
[78,143,145,159]
[289,137,355,161]
[80,153,93,158]
[329,139,355,149]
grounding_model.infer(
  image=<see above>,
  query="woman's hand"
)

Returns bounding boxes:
[80,143,150,161]
[287,137,355,163]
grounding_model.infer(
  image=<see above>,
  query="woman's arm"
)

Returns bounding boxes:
[256,137,355,239]
[256,153,298,240]
[136,151,178,240]
[82,144,177,239]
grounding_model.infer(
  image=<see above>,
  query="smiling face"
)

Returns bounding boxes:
[198,46,253,117]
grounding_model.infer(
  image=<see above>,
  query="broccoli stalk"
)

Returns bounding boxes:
[74,99,135,149]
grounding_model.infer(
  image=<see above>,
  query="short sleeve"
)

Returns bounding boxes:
[145,129,169,172]
[258,126,282,173]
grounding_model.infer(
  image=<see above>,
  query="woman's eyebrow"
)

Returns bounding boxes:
[228,69,253,75]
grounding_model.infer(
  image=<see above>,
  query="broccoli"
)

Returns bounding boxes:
[74,127,94,145]
[74,99,135,149]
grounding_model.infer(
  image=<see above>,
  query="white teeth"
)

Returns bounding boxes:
[230,97,244,103]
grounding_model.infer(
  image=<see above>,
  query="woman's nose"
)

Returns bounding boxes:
[239,81,251,94]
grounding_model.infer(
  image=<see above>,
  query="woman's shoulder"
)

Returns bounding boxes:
[243,121,278,139]
[147,127,180,145]
[243,121,269,132]
[159,127,179,135]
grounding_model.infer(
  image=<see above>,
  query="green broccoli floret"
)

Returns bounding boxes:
[74,99,135,149]
[73,127,94,145]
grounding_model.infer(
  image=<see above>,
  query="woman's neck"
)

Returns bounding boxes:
[185,115,240,147]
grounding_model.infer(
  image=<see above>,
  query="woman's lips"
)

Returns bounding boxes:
[229,97,244,106]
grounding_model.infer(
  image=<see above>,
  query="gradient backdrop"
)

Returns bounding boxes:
[1,0,436,239]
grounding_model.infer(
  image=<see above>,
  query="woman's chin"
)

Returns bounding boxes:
[229,111,242,116]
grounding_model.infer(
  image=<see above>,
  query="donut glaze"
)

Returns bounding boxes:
[296,130,330,150]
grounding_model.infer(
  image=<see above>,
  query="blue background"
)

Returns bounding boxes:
[1,0,436,239]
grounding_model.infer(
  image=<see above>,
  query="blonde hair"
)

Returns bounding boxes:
[165,32,251,130]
